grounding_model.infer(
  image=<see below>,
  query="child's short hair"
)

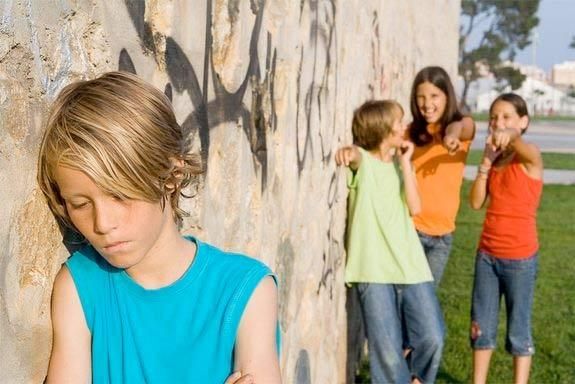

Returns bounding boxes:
[352,100,404,150]
[37,71,202,228]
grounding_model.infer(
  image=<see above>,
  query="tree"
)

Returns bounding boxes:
[570,36,575,49]
[459,0,540,110]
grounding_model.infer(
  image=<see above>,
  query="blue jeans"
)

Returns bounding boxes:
[470,250,538,356]
[357,282,445,384]
[417,231,453,287]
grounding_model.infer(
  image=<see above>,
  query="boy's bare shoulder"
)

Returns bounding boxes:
[52,265,75,297]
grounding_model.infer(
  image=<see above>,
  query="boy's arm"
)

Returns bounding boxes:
[46,266,91,384]
[444,116,476,154]
[233,276,281,383]
[398,141,421,216]
[335,145,362,171]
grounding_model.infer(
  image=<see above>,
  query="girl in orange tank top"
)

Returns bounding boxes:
[408,66,476,287]
[469,93,543,384]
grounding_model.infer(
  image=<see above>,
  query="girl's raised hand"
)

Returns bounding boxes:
[443,134,461,155]
[482,134,502,166]
[335,145,360,167]
[491,128,518,151]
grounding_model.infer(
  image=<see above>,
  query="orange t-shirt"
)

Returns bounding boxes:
[411,125,471,236]
[479,160,542,259]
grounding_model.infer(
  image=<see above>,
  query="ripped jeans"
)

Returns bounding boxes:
[470,250,538,355]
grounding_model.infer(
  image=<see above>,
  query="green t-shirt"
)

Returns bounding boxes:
[345,148,433,284]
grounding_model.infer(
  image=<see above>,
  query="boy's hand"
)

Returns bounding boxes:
[398,140,414,160]
[335,145,360,167]
[443,134,461,155]
[225,372,254,384]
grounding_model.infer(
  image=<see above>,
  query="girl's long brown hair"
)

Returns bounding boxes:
[409,66,464,146]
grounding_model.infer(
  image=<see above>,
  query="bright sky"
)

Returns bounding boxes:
[514,0,575,72]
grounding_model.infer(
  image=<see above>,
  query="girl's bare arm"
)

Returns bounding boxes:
[445,116,476,141]
[510,135,543,179]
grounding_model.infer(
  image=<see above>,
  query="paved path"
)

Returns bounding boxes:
[466,121,575,185]
[472,121,575,153]
[464,166,575,185]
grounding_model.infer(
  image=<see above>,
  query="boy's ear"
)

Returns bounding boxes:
[164,157,185,193]
[171,157,185,168]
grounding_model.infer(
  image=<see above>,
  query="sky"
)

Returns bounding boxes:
[513,0,575,72]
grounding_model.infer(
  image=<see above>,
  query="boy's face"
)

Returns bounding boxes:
[55,166,174,271]
[386,115,406,148]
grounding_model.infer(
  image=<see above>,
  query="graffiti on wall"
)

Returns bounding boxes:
[295,0,338,174]
[120,1,343,379]
[121,0,276,191]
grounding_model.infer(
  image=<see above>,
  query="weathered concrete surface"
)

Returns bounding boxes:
[0,1,460,382]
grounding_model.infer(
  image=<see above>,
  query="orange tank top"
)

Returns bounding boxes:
[479,160,543,259]
[411,124,471,236]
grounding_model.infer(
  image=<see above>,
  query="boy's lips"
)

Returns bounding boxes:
[102,240,130,253]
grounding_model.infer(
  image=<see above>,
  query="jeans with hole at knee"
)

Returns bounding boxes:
[417,231,453,287]
[357,282,445,384]
[470,250,538,356]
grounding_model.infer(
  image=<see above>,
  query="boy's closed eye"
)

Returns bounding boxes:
[67,200,91,210]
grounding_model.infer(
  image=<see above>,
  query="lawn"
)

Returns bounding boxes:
[466,149,575,170]
[472,113,575,122]
[436,181,575,382]
[355,181,575,382]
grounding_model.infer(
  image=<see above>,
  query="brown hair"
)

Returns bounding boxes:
[409,66,464,146]
[352,100,404,150]
[37,71,202,229]
[490,93,530,134]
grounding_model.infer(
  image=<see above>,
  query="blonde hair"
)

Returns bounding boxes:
[352,100,404,150]
[37,71,202,228]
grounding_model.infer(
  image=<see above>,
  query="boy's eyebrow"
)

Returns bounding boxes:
[59,191,90,200]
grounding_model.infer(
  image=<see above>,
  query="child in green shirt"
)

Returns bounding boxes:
[336,100,445,384]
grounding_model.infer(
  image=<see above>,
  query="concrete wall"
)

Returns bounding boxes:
[0,1,460,382]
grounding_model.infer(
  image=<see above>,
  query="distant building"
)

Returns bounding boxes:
[552,61,575,86]
[475,77,575,116]
[504,61,548,82]
[458,61,575,116]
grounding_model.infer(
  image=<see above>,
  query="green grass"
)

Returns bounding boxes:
[472,112,575,122]
[355,182,575,382]
[466,149,575,170]
[436,181,575,382]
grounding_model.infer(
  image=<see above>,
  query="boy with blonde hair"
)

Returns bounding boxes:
[38,71,280,383]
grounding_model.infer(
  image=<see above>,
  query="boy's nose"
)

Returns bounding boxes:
[93,204,118,234]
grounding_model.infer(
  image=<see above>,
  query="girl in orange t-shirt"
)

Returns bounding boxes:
[408,66,476,286]
[469,93,543,384]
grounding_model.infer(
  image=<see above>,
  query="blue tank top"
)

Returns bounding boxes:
[65,236,277,383]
